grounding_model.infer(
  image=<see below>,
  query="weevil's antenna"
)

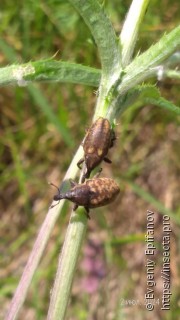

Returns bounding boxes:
[49,182,60,193]
[49,182,61,209]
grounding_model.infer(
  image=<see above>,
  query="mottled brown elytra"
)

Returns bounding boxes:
[50,176,120,219]
[77,117,116,182]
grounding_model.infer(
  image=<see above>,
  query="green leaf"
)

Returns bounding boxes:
[115,84,159,115]
[145,97,180,115]
[121,84,180,115]
[115,84,180,116]
[68,0,121,78]
[0,60,101,87]
[126,25,180,76]
[119,25,180,95]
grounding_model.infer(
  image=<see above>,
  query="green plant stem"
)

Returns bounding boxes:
[47,210,87,320]
[5,145,84,320]
[120,0,150,67]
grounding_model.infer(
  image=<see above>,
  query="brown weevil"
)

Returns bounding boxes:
[77,117,116,182]
[50,177,120,219]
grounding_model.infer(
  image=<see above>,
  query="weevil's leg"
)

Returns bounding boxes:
[50,200,60,209]
[93,168,102,179]
[84,207,90,219]
[104,157,112,164]
[109,130,116,148]
[80,167,90,183]
[80,174,85,183]
[80,170,88,183]
[69,179,78,187]
[73,203,78,211]
[77,158,84,169]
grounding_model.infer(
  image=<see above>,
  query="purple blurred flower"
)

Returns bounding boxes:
[80,240,106,293]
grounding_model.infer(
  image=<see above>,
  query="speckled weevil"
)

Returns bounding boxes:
[50,176,120,219]
[77,117,116,182]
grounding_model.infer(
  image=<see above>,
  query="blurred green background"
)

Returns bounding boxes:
[0,1,179,319]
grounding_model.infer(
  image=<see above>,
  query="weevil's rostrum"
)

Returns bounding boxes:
[52,177,120,219]
[77,117,115,182]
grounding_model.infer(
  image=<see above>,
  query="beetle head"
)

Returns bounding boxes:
[85,153,100,175]
[53,193,64,201]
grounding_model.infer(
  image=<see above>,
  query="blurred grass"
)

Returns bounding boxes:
[123,179,180,223]
[0,0,180,319]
